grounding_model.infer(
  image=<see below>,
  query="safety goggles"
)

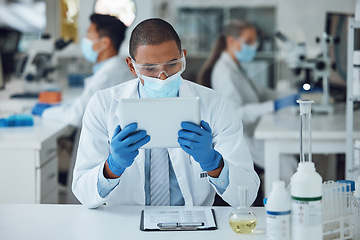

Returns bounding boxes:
[131,52,186,79]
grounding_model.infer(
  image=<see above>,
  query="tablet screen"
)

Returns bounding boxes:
[116,97,200,148]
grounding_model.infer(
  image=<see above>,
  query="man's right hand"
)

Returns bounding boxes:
[106,123,150,177]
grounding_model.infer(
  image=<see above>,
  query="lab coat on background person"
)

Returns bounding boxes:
[72,78,260,208]
[198,19,298,184]
[41,14,133,187]
[41,14,133,128]
[42,56,133,127]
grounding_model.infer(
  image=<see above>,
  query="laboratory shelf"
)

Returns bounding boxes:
[346,18,360,180]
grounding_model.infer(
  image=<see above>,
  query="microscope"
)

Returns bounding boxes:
[16,35,72,95]
[276,31,339,114]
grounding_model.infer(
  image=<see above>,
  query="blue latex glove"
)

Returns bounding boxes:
[0,114,34,127]
[32,103,58,116]
[107,123,150,176]
[274,93,300,111]
[178,120,222,172]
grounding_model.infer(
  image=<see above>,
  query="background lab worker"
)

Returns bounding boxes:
[72,18,260,209]
[197,20,299,184]
[41,13,133,127]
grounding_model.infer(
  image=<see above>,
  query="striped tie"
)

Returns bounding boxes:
[150,148,170,206]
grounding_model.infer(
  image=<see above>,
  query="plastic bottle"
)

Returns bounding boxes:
[337,180,360,238]
[291,161,323,240]
[266,181,291,240]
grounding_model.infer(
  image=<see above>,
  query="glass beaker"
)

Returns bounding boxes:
[229,185,257,234]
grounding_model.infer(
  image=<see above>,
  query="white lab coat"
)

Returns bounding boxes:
[211,52,297,182]
[211,52,273,168]
[72,79,260,209]
[42,55,134,127]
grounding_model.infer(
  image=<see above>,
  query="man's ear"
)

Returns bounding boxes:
[100,36,112,50]
[126,57,137,77]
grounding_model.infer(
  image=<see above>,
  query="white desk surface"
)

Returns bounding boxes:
[254,106,360,195]
[255,106,360,140]
[0,117,71,149]
[0,204,266,240]
[0,79,81,149]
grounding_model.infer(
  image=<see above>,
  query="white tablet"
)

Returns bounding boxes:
[115,97,200,149]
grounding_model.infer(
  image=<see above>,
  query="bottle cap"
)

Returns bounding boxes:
[354,51,360,65]
[297,100,314,114]
[337,180,355,192]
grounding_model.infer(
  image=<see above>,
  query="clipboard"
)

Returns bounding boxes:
[140,207,218,231]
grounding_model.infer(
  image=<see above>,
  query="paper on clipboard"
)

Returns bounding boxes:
[140,207,217,231]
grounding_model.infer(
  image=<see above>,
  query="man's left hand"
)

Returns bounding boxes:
[178,120,222,172]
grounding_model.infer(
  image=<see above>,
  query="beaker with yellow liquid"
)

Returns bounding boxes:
[229,185,257,234]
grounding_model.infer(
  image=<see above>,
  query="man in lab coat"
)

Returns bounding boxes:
[42,14,133,127]
[72,18,260,208]
[42,14,133,188]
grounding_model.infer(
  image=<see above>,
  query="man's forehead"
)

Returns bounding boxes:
[134,41,181,64]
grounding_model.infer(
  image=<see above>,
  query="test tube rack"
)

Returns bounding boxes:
[323,215,353,240]
[322,181,355,240]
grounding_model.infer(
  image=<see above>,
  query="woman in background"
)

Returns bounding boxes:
[198,19,299,186]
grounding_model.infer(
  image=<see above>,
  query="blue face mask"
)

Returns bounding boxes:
[235,43,257,63]
[141,71,183,98]
[81,38,98,63]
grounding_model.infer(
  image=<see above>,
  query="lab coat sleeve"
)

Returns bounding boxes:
[226,74,274,126]
[42,85,98,127]
[212,66,274,126]
[210,96,260,207]
[97,163,120,198]
[235,100,274,126]
[207,160,229,194]
[72,92,114,208]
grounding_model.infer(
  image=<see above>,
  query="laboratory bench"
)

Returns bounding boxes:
[0,117,72,203]
[0,79,81,204]
[254,106,360,196]
[0,204,266,240]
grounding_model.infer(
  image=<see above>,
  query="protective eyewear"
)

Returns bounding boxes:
[131,52,186,78]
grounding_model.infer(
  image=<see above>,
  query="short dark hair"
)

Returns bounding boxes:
[90,13,127,52]
[129,18,181,60]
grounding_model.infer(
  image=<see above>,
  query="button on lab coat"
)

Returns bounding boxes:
[72,79,260,208]
[42,56,134,127]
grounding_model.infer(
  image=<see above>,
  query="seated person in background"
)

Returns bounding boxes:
[40,13,133,127]
[72,18,260,209]
[197,19,299,185]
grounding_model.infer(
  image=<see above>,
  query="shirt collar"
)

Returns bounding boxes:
[92,58,111,73]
